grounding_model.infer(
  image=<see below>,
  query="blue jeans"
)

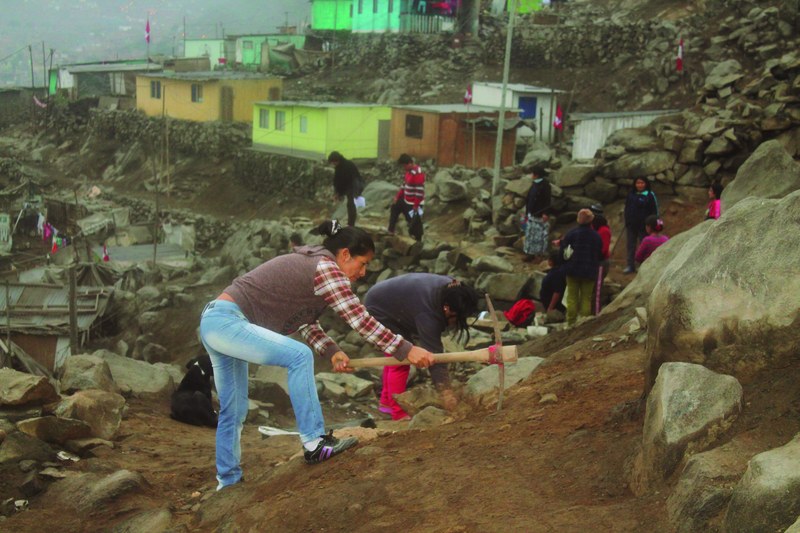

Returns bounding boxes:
[199,299,325,489]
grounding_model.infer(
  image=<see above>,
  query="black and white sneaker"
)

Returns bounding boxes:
[304,431,358,464]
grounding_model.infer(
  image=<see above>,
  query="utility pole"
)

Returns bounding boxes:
[491,0,518,224]
[28,45,35,124]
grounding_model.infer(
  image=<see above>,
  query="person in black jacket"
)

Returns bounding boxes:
[560,209,603,326]
[523,165,552,262]
[623,177,659,274]
[328,151,364,227]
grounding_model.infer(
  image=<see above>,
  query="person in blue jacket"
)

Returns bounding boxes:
[560,209,603,326]
[623,177,659,274]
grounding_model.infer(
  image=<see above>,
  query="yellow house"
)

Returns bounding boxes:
[251,101,392,160]
[136,71,283,123]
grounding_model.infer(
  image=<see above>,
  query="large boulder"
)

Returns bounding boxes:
[477,272,533,302]
[552,164,595,188]
[602,222,710,314]
[44,469,148,514]
[704,59,744,90]
[645,191,800,390]
[16,416,92,445]
[605,128,660,152]
[59,354,120,394]
[432,170,468,202]
[604,151,676,180]
[53,389,127,440]
[0,368,59,407]
[724,433,800,533]
[464,357,544,405]
[722,140,800,210]
[667,437,760,533]
[94,350,178,397]
[0,431,55,464]
[631,363,742,495]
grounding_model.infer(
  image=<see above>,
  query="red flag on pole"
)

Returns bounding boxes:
[553,105,563,130]
[676,37,684,72]
[463,85,472,104]
[145,17,151,44]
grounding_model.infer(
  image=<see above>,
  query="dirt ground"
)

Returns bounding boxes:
[6,336,670,533]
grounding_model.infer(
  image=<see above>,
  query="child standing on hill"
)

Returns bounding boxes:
[623,177,659,274]
[635,215,669,264]
[706,183,723,220]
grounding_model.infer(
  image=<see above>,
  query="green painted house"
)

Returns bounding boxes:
[252,101,391,160]
[508,0,542,13]
[311,0,354,30]
[312,0,477,34]
[234,34,307,70]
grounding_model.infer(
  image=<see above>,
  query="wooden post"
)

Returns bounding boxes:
[68,267,78,355]
[548,88,555,144]
[2,281,10,368]
[491,0,518,224]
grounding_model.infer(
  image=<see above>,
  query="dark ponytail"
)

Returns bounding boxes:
[441,280,479,344]
[315,220,375,257]
[645,215,663,232]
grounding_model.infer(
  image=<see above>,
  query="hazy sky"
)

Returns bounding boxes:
[1,0,311,84]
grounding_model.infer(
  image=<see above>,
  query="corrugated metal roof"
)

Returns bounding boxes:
[253,100,387,108]
[570,110,680,121]
[68,63,162,73]
[0,282,112,335]
[140,71,279,82]
[394,103,522,114]
[474,82,565,94]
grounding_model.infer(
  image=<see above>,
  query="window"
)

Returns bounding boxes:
[373,0,378,13]
[259,109,269,128]
[150,80,161,99]
[191,83,203,103]
[358,0,363,14]
[350,5,353,17]
[276,110,286,131]
[299,115,308,133]
[268,87,281,100]
[243,40,253,50]
[388,0,394,13]
[405,114,423,139]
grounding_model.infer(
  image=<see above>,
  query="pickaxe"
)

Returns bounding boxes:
[348,294,515,410]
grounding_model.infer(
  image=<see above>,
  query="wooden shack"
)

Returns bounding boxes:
[390,104,520,169]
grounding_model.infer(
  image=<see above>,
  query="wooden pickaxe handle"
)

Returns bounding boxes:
[348,345,518,369]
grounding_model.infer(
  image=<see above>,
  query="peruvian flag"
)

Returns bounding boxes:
[676,37,684,72]
[553,105,563,130]
[463,85,472,104]
[145,17,151,44]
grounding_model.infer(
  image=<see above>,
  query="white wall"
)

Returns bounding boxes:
[471,83,560,143]
[571,114,665,159]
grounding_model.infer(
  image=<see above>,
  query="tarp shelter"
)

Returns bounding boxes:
[0,282,113,371]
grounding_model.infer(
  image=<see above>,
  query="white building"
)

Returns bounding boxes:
[470,82,564,143]
[570,110,679,160]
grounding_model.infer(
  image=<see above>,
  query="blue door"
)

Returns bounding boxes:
[519,96,537,119]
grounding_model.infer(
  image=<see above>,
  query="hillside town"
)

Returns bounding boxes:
[0,0,799,531]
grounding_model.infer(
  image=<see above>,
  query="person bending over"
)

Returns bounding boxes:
[199,220,435,490]
[365,274,478,420]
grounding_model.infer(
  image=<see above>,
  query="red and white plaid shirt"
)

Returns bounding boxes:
[298,257,411,359]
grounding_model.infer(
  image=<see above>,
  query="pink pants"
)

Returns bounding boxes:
[380,354,410,420]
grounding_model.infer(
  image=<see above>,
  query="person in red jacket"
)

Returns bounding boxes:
[590,204,611,315]
[388,154,425,240]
